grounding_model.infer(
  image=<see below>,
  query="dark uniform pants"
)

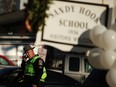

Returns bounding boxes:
[16,75,45,87]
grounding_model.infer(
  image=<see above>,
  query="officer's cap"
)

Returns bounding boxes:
[23,45,35,53]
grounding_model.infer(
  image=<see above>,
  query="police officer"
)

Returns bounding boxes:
[21,45,47,87]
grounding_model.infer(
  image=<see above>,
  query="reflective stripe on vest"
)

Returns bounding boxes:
[40,67,47,82]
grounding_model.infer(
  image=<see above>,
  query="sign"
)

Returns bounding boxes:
[35,0,109,52]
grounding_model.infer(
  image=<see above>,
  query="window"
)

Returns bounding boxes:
[84,58,92,73]
[48,58,63,70]
[46,47,64,71]
[69,57,80,72]
[0,57,8,65]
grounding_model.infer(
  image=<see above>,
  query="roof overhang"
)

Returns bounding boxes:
[0,10,25,25]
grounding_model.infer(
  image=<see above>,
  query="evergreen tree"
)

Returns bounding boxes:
[24,0,52,33]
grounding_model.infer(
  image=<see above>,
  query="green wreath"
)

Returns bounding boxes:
[24,0,53,33]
